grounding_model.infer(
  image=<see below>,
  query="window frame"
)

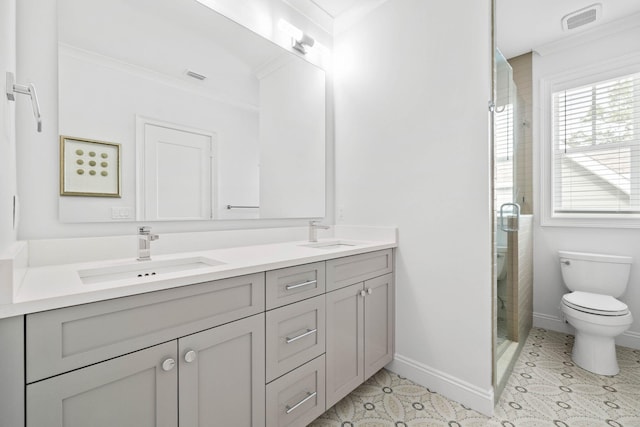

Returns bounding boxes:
[540,53,640,228]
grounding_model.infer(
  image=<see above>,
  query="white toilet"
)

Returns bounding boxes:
[559,251,633,376]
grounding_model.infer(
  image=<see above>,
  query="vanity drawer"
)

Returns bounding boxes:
[266,295,325,382]
[266,261,325,309]
[266,355,326,427]
[26,273,265,383]
[326,249,393,291]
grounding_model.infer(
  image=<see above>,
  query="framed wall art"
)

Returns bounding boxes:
[60,136,121,197]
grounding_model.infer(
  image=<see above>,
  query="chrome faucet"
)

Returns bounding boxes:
[137,226,159,261]
[308,220,330,243]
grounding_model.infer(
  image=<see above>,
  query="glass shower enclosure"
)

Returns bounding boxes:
[493,48,533,398]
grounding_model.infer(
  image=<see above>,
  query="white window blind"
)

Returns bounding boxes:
[552,72,640,215]
[495,103,514,209]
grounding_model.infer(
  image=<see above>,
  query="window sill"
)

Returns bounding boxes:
[541,213,640,229]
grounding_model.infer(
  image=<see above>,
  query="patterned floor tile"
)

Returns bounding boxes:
[310,328,640,426]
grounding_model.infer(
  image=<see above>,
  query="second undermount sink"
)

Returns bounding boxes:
[300,240,361,250]
[78,256,225,285]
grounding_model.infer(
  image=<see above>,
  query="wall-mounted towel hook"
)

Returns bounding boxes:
[6,71,42,132]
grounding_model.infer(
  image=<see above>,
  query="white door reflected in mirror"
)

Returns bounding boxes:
[137,118,215,221]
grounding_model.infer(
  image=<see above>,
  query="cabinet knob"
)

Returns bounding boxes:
[359,290,366,297]
[367,288,373,295]
[184,350,197,363]
[161,358,176,371]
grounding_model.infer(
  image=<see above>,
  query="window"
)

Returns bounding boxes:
[495,103,515,209]
[550,71,640,218]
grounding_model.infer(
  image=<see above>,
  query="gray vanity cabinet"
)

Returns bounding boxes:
[24,273,266,427]
[15,248,394,427]
[26,314,266,427]
[325,270,394,409]
[179,314,265,427]
[27,341,178,427]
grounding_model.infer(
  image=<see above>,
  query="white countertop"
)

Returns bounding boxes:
[0,236,396,319]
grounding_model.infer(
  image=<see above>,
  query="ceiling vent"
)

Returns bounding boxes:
[185,70,207,81]
[562,3,602,31]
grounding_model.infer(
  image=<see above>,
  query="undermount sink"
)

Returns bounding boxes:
[78,256,225,285]
[300,240,361,250]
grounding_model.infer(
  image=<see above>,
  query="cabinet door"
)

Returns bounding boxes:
[179,314,265,427]
[27,341,178,427]
[325,282,364,409]
[363,273,394,380]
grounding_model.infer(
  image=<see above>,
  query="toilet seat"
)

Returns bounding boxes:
[562,291,629,316]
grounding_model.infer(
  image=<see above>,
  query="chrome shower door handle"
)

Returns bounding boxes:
[499,203,520,232]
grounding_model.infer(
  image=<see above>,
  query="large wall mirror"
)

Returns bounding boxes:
[58,0,326,223]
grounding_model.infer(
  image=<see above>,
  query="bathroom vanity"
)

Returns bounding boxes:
[0,237,395,427]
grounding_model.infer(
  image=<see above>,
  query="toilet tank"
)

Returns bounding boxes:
[559,251,632,297]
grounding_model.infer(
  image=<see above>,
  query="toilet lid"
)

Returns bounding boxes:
[563,291,629,316]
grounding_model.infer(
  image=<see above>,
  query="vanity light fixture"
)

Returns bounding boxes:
[278,19,315,55]
[292,33,315,55]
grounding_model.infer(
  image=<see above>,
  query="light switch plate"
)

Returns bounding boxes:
[111,207,133,220]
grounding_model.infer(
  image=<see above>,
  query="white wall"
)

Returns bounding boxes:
[532,19,640,349]
[334,0,494,414]
[15,0,333,240]
[0,0,17,253]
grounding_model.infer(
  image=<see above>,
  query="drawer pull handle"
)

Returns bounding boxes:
[285,391,317,414]
[285,279,317,291]
[286,328,318,344]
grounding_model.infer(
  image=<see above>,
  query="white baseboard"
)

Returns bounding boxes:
[533,312,640,350]
[616,330,640,350]
[386,354,495,417]
[532,312,572,334]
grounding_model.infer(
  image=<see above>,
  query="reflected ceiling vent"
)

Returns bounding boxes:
[185,70,207,81]
[562,3,602,31]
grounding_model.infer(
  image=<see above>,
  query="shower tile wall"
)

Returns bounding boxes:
[509,53,533,216]
[506,215,533,343]
[505,215,533,345]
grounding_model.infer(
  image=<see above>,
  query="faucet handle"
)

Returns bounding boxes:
[139,226,151,234]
